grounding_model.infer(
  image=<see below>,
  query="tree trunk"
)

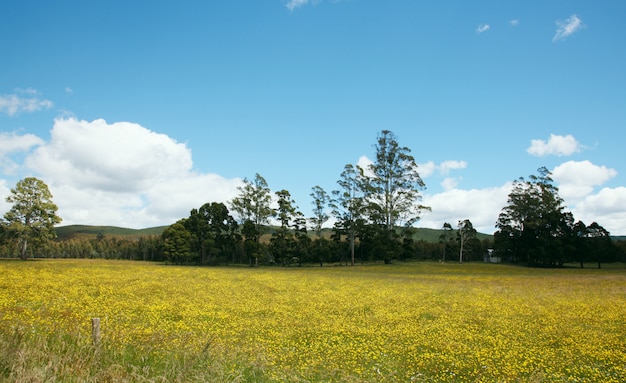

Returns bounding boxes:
[349,231,355,266]
[19,239,28,261]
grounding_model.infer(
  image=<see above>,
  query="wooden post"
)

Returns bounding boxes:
[91,317,101,346]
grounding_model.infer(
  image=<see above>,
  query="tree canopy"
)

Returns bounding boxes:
[3,177,62,260]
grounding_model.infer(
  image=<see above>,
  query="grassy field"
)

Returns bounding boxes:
[1,260,625,382]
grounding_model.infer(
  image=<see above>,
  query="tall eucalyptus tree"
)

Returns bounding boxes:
[230,173,274,242]
[365,130,429,234]
[331,164,366,266]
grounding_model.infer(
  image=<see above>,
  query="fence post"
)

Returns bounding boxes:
[91,317,101,346]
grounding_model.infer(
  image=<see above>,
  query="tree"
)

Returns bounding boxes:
[3,177,62,260]
[457,219,477,263]
[271,189,301,266]
[310,185,330,266]
[309,185,330,239]
[365,130,429,235]
[495,167,573,266]
[230,173,274,242]
[162,220,192,264]
[586,222,614,268]
[572,220,589,268]
[230,174,274,266]
[186,202,239,265]
[331,164,366,266]
[360,130,429,263]
[439,222,454,263]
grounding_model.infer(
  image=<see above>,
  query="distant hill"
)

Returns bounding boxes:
[55,225,167,239]
[55,224,494,243]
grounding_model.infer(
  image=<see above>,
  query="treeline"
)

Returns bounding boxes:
[494,167,623,267]
[0,222,492,265]
[2,131,625,267]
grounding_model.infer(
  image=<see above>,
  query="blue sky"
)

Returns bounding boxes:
[1,1,625,234]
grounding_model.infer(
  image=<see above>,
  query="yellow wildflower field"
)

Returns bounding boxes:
[1,259,625,382]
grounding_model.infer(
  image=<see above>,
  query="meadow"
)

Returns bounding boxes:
[1,260,625,382]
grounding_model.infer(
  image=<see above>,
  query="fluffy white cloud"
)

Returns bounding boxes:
[510,19,519,27]
[476,24,490,34]
[0,132,44,155]
[15,118,242,228]
[418,161,436,178]
[553,14,583,42]
[420,184,511,234]
[0,132,45,174]
[27,118,195,193]
[552,160,617,200]
[0,89,53,116]
[571,187,626,235]
[527,134,582,157]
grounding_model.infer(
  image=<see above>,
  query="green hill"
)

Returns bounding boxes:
[55,224,494,243]
[55,225,167,239]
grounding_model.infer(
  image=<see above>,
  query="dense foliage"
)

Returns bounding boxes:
[1,177,62,260]
[494,167,619,267]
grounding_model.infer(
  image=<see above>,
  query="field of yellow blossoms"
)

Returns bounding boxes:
[1,259,625,382]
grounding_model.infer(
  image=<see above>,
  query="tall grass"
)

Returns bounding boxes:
[1,260,625,382]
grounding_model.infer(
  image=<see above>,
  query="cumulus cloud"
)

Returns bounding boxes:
[527,134,582,157]
[552,160,617,201]
[510,19,519,27]
[420,184,511,234]
[571,187,626,235]
[0,89,53,116]
[476,24,490,34]
[0,132,44,173]
[16,118,242,228]
[553,14,583,42]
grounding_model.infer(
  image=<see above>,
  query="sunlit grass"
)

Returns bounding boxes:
[1,259,625,382]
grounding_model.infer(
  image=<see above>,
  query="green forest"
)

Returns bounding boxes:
[1,131,624,267]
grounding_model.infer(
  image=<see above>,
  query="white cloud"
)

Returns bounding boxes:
[571,187,626,235]
[0,132,45,174]
[476,24,490,34]
[6,118,243,228]
[440,177,458,191]
[553,14,583,42]
[439,160,467,175]
[418,160,466,178]
[527,134,582,157]
[552,160,617,201]
[0,179,11,214]
[510,19,519,27]
[356,155,375,177]
[420,184,511,234]
[0,132,44,156]
[0,89,53,116]
[286,0,315,11]
[418,161,436,178]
